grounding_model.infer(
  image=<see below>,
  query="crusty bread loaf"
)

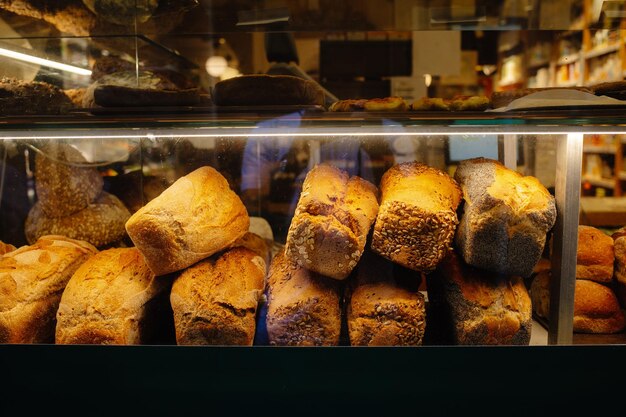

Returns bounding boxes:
[126,166,249,276]
[454,158,557,278]
[232,232,271,269]
[576,225,613,283]
[0,235,97,343]
[347,252,425,346]
[25,192,131,248]
[329,97,408,112]
[170,247,266,345]
[0,241,16,255]
[266,250,341,346]
[0,77,73,115]
[612,227,626,307]
[371,161,461,272]
[285,164,379,280]
[34,142,103,218]
[428,252,532,345]
[56,247,174,344]
[213,75,325,106]
[532,272,625,334]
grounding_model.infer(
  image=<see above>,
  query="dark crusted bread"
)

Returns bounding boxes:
[34,142,103,218]
[0,77,73,115]
[213,75,325,106]
[454,158,556,278]
[428,251,532,345]
[371,161,462,272]
[25,192,131,248]
[347,251,425,346]
[285,164,379,280]
[170,247,266,345]
[82,0,157,25]
[266,250,341,346]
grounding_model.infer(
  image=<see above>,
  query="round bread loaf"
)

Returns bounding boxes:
[82,0,158,25]
[25,192,131,248]
[212,75,325,106]
[35,143,103,218]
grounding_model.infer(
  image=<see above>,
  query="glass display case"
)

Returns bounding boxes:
[2,1,626,414]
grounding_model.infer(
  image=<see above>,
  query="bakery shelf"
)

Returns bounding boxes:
[527,59,550,70]
[619,172,626,181]
[582,176,615,189]
[554,80,581,88]
[583,144,617,154]
[584,44,621,60]
[557,53,580,66]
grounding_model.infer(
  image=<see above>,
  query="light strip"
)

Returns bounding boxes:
[0,47,92,76]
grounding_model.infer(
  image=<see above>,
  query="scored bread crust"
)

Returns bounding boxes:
[285,164,379,280]
[125,166,250,276]
[266,250,341,346]
[454,157,556,278]
[0,235,97,343]
[371,161,461,272]
[55,247,172,345]
[576,225,614,283]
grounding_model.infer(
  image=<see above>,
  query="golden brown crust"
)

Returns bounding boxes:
[411,97,450,111]
[371,161,461,272]
[125,166,250,276]
[231,232,271,269]
[55,248,172,345]
[266,250,341,346]
[170,247,266,345]
[0,235,97,343]
[574,280,625,334]
[0,241,17,255]
[329,97,407,112]
[285,164,379,280]
[576,225,614,283]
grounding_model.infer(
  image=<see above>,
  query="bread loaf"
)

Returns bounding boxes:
[612,227,626,306]
[0,241,16,255]
[232,232,271,269]
[347,252,425,346]
[266,250,341,346]
[285,164,379,280]
[576,225,613,283]
[56,248,174,344]
[25,192,131,248]
[34,142,103,218]
[454,158,557,278]
[0,235,97,343]
[0,77,73,115]
[125,166,249,276]
[428,252,532,345]
[170,247,266,345]
[371,161,461,272]
[213,75,325,106]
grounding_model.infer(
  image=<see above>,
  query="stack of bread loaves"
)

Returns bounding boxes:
[427,158,555,345]
[25,143,131,248]
[531,225,625,334]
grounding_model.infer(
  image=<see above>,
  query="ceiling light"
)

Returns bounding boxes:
[0,47,91,76]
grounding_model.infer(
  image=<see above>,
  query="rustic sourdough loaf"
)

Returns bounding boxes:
[125,166,249,276]
[371,161,461,272]
[266,250,341,346]
[454,158,556,278]
[0,235,96,343]
[285,164,379,280]
[213,74,325,106]
[576,225,614,283]
[171,247,266,345]
[56,247,174,344]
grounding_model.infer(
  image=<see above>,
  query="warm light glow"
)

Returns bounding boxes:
[220,66,240,81]
[206,56,228,77]
[0,47,92,76]
[424,74,432,87]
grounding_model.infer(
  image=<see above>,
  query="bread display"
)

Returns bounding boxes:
[170,247,266,345]
[454,158,556,278]
[285,164,379,280]
[531,272,625,334]
[0,77,73,115]
[411,97,450,111]
[266,250,341,346]
[428,252,532,345]
[347,252,425,346]
[34,142,103,218]
[0,241,17,255]
[411,96,490,111]
[126,166,249,276]
[329,97,407,112]
[213,74,325,106]
[612,227,626,307]
[55,247,174,345]
[0,235,97,343]
[25,192,131,248]
[232,232,271,268]
[576,225,614,283]
[371,161,461,272]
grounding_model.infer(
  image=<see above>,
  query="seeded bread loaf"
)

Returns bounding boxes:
[371,161,462,272]
[285,164,379,280]
[454,158,557,278]
[0,235,97,343]
[170,247,266,345]
[0,241,16,255]
[213,75,325,106]
[125,166,249,276]
[266,250,341,346]
[25,192,131,248]
[428,252,532,345]
[576,225,614,283]
[34,142,103,218]
[347,252,425,346]
[56,247,174,344]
